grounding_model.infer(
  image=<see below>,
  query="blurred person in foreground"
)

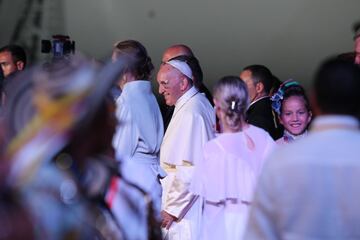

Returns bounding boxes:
[245,57,360,239]
[190,76,275,239]
[0,55,132,239]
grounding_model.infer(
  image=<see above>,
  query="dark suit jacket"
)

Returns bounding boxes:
[246,96,283,140]
[337,52,356,64]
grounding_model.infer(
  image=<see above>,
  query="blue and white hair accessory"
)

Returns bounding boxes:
[270,79,300,114]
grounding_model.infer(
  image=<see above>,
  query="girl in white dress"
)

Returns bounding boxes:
[190,76,275,240]
[271,80,312,144]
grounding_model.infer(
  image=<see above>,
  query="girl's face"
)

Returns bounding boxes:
[280,96,312,136]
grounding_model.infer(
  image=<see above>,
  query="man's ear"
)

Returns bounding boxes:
[118,72,131,89]
[213,98,218,106]
[309,90,321,117]
[16,61,25,70]
[255,82,264,94]
[307,110,313,124]
[278,115,284,126]
[180,77,190,91]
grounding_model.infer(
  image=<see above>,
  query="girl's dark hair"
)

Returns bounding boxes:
[214,76,249,131]
[281,85,311,114]
[113,40,154,80]
[271,80,310,115]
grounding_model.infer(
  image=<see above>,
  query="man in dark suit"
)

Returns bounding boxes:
[240,65,283,140]
[338,22,360,65]
[0,44,27,109]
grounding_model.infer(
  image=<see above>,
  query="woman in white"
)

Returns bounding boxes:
[111,40,165,217]
[190,76,275,240]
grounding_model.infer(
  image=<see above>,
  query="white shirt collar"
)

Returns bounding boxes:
[249,95,269,108]
[283,130,308,143]
[122,80,150,92]
[117,80,151,101]
[174,86,199,115]
[311,115,359,132]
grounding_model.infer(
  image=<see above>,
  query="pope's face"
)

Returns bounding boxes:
[157,65,184,106]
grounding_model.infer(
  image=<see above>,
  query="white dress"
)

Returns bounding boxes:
[112,80,165,215]
[190,125,275,240]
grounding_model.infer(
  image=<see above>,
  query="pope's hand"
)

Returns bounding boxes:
[161,210,178,230]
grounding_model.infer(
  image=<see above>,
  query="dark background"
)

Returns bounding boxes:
[1,0,359,91]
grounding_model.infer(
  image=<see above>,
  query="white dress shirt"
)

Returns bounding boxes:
[245,115,360,240]
[112,80,164,215]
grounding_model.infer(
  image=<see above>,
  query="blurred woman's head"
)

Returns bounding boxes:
[213,76,249,132]
[112,40,154,89]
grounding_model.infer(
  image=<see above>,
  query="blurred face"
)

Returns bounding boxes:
[240,70,257,102]
[355,36,360,53]
[279,96,312,136]
[0,51,23,78]
[157,65,184,106]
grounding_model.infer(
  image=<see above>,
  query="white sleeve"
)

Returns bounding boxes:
[244,154,280,240]
[112,103,138,162]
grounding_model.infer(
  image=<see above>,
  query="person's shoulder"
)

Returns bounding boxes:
[247,124,273,138]
[203,136,222,152]
[244,125,276,151]
[191,91,212,106]
[267,135,309,163]
[180,107,210,125]
[115,96,131,113]
[275,137,286,145]
[247,98,272,117]
[337,52,356,61]
[252,97,271,107]
[184,93,213,115]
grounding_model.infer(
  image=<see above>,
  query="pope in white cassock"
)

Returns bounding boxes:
[157,59,216,239]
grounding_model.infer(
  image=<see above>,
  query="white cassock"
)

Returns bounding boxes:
[160,86,216,240]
